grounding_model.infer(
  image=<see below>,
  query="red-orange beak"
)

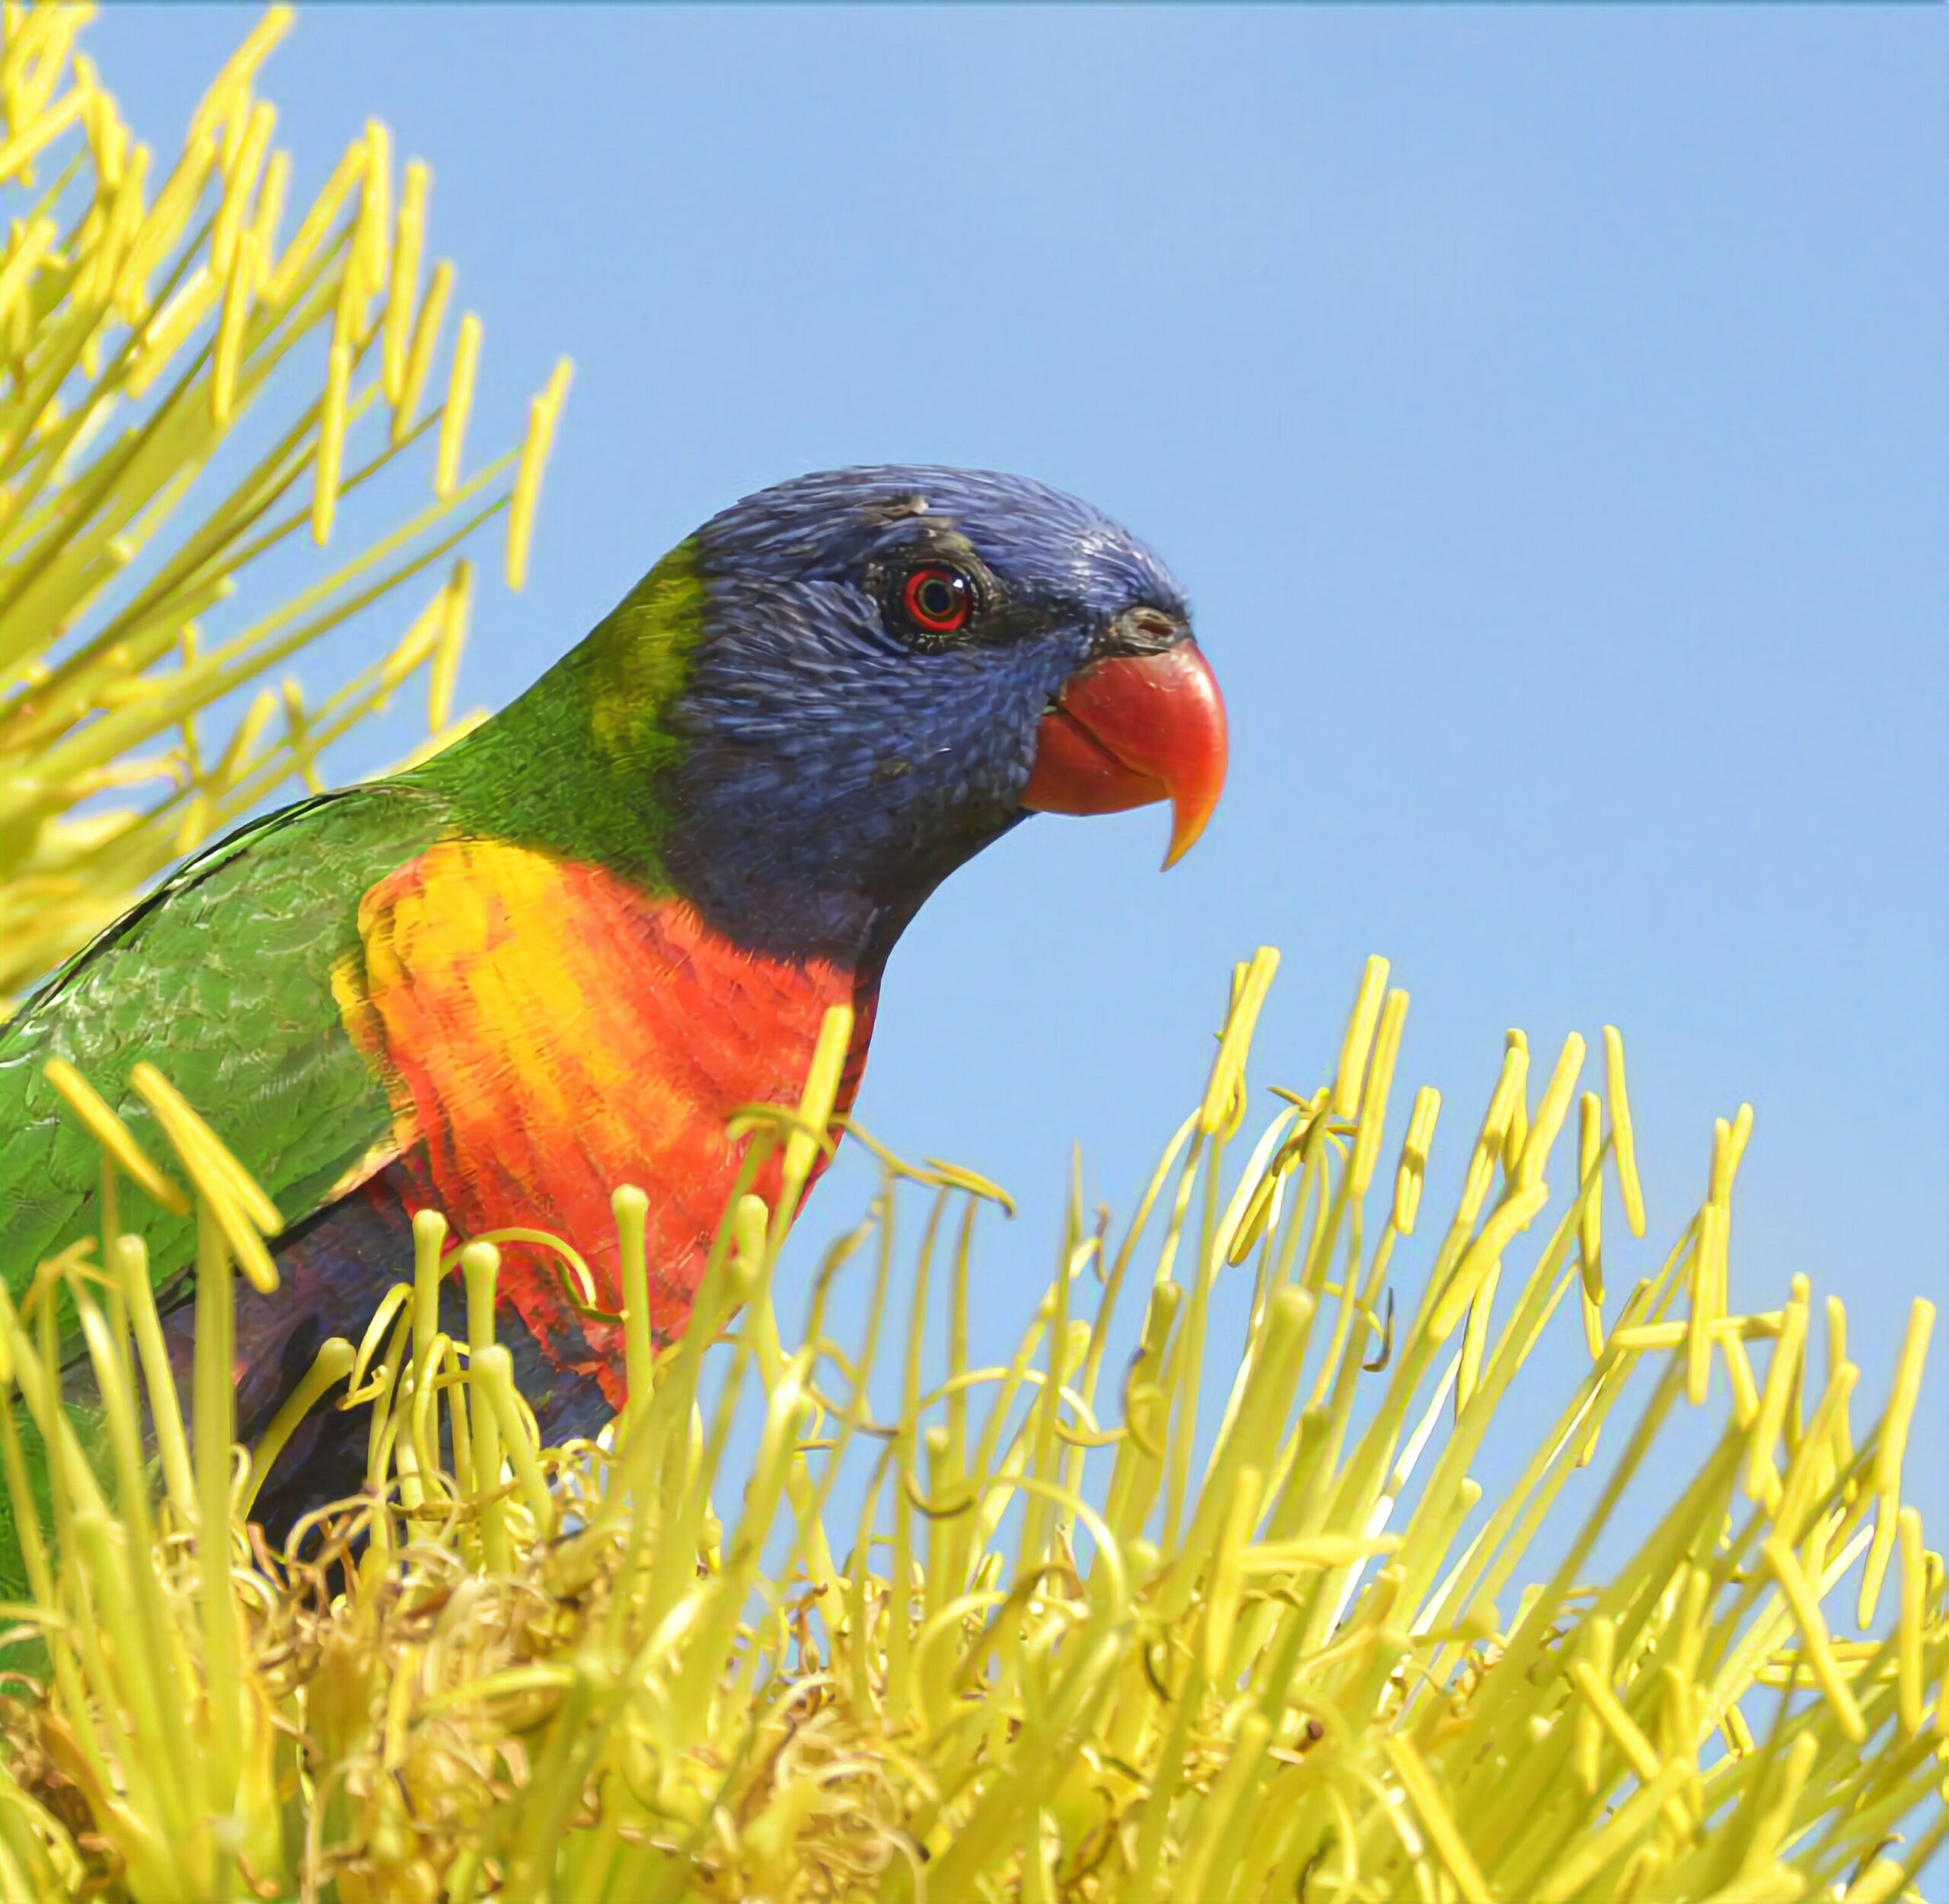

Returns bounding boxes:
[1020,639,1228,868]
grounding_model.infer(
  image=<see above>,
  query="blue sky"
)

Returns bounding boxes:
[94,7,1946,1532]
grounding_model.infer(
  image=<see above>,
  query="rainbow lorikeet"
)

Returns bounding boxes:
[0,465,1226,1546]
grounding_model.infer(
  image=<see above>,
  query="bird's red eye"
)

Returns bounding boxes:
[901,565,974,635]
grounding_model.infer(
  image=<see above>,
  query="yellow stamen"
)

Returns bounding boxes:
[311,336,351,546]
[1859,1298,1932,1625]
[1603,1024,1646,1237]
[241,1338,353,1513]
[1896,1505,1925,1735]
[394,254,452,445]
[1746,1292,1806,1504]
[1430,1182,1549,1343]
[436,308,481,498]
[1329,953,1389,1119]
[1577,1089,1604,1357]
[506,356,571,592]
[1349,987,1408,1197]
[1393,1083,1440,1236]
[383,156,428,404]
[0,78,85,186]
[185,6,292,146]
[1499,1028,1530,1177]
[1574,1615,1615,1792]
[428,554,473,730]
[1762,1536,1865,1744]
[1689,1202,1727,1406]
[40,1059,189,1216]
[210,96,273,281]
[264,137,365,306]
[209,227,257,429]
[1380,1736,1493,1904]
[1516,1030,1584,1190]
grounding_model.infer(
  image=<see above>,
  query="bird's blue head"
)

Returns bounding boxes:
[656,466,1228,967]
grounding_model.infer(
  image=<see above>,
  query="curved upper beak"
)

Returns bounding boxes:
[1019,629,1228,868]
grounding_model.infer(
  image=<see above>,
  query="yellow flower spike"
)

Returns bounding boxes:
[1857,1297,1933,1626]
[311,335,351,546]
[1824,1296,1854,1467]
[0,75,83,187]
[355,117,391,301]
[1329,952,1388,1120]
[1535,1759,1693,1904]
[248,142,288,258]
[394,252,452,444]
[1458,1040,1527,1236]
[1720,1331,1762,1430]
[1348,987,1408,1198]
[1393,1083,1440,1236]
[1744,1286,1806,1502]
[0,213,53,331]
[458,1240,509,1563]
[435,308,481,498]
[126,1062,281,1291]
[1762,1536,1866,1744]
[1574,1615,1616,1792]
[184,5,292,147]
[1772,1359,1856,1549]
[408,1204,448,1367]
[1568,1660,1696,1837]
[732,1193,770,1296]
[209,226,257,429]
[1219,1104,1302,1266]
[1516,1029,1584,1190]
[472,1345,555,1539]
[1456,1258,1499,1418]
[419,553,475,732]
[1842,1861,1914,1904]
[40,1058,189,1216]
[1381,1735,1494,1904]
[123,263,217,398]
[383,155,428,403]
[780,1003,853,1200]
[263,135,364,305]
[1576,1089,1604,1338]
[1736,1729,1820,1879]
[1494,1030,1531,1188]
[116,128,215,314]
[1603,1023,1648,1238]
[1689,1202,1728,1406]
[126,1063,279,1233]
[241,1335,353,1514]
[1202,1465,1262,1678]
[612,1183,654,1429]
[1429,1181,1549,1343]
[209,94,272,282]
[506,355,571,592]
[1202,943,1280,1134]
[1896,1505,1927,1736]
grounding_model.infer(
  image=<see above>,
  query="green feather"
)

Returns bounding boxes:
[407,537,703,882]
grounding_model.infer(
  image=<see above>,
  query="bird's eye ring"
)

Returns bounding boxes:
[899,564,975,636]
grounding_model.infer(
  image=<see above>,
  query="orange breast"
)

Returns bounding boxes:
[340,838,877,1399]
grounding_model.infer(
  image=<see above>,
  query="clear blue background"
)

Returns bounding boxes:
[94,8,1946,1531]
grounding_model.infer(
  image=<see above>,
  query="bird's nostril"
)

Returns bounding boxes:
[1114,605,1188,653]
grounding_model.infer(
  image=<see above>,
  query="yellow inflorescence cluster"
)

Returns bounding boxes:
[0,2,569,1009]
[0,955,1941,1902]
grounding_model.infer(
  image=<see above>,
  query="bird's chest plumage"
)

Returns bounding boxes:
[338,837,876,1397]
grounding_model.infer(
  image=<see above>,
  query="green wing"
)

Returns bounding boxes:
[0,781,455,1311]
